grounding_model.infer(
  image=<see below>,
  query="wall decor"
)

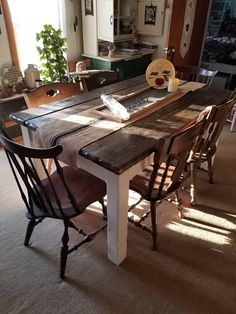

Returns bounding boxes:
[137,0,165,36]
[180,0,197,58]
[85,0,93,16]
[144,5,156,25]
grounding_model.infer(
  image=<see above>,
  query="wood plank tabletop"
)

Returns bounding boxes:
[10,75,231,174]
[9,75,147,127]
[79,86,231,174]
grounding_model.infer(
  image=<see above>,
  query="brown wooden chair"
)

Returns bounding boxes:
[23,82,82,173]
[128,119,204,250]
[23,82,82,108]
[188,97,235,205]
[81,70,119,92]
[0,129,107,279]
[175,65,218,86]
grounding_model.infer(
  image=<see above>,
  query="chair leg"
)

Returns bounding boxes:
[150,202,158,251]
[230,111,236,132]
[60,220,70,280]
[99,198,107,220]
[24,219,37,246]
[190,162,197,205]
[207,157,214,184]
[175,190,184,219]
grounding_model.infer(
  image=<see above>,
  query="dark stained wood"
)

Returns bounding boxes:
[10,77,231,175]
[81,70,119,92]
[79,86,231,174]
[167,0,210,66]
[10,75,147,126]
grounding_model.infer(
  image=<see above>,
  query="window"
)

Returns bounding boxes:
[7,0,63,71]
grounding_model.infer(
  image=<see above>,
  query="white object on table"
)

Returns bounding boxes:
[168,77,180,92]
[101,94,130,121]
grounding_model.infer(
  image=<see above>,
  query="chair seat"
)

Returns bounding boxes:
[188,143,217,164]
[30,167,106,219]
[130,163,177,201]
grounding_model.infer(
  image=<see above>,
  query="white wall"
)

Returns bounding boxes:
[140,6,171,60]
[63,0,83,62]
[81,0,98,56]
[0,7,12,68]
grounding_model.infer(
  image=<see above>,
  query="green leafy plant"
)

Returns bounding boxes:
[36,24,68,83]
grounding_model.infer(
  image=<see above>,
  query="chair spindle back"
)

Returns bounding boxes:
[0,130,80,219]
[146,120,204,200]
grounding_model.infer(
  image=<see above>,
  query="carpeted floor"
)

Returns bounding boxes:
[0,124,236,314]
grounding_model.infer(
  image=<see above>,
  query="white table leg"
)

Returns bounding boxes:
[77,154,153,265]
[21,125,31,146]
[106,171,129,265]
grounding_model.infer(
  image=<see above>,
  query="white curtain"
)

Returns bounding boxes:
[8,0,64,72]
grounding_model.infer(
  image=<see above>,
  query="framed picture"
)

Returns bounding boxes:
[144,5,157,25]
[137,0,165,36]
[85,0,93,16]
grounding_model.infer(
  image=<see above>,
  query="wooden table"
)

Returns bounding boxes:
[10,75,231,265]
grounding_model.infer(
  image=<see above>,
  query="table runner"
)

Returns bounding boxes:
[34,81,205,168]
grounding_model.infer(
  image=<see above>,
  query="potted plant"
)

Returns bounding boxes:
[36,24,68,83]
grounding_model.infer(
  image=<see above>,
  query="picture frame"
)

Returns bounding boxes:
[137,0,165,36]
[85,0,93,16]
[144,5,157,25]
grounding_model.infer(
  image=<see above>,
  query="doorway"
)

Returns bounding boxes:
[201,0,236,89]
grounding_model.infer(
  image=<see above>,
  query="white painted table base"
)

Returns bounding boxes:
[77,154,153,264]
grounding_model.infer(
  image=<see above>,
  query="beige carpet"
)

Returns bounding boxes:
[0,124,236,314]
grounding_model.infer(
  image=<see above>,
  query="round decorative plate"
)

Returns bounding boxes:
[145,58,175,89]
[0,65,23,89]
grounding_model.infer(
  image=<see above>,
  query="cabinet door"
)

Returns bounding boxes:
[97,0,114,41]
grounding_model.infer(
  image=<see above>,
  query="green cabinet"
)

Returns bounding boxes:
[84,53,152,80]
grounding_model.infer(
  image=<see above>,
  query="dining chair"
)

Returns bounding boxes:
[175,65,218,86]
[128,119,204,250]
[81,70,119,92]
[0,129,107,279]
[23,82,82,173]
[23,82,82,108]
[188,97,235,205]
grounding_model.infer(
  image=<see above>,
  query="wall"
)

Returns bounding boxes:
[63,0,83,63]
[81,0,98,56]
[0,2,12,67]
[140,6,171,60]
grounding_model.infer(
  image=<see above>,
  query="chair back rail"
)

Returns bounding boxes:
[0,130,80,219]
[23,82,82,108]
[81,70,119,92]
[194,98,235,160]
[131,119,204,202]
[175,65,218,86]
